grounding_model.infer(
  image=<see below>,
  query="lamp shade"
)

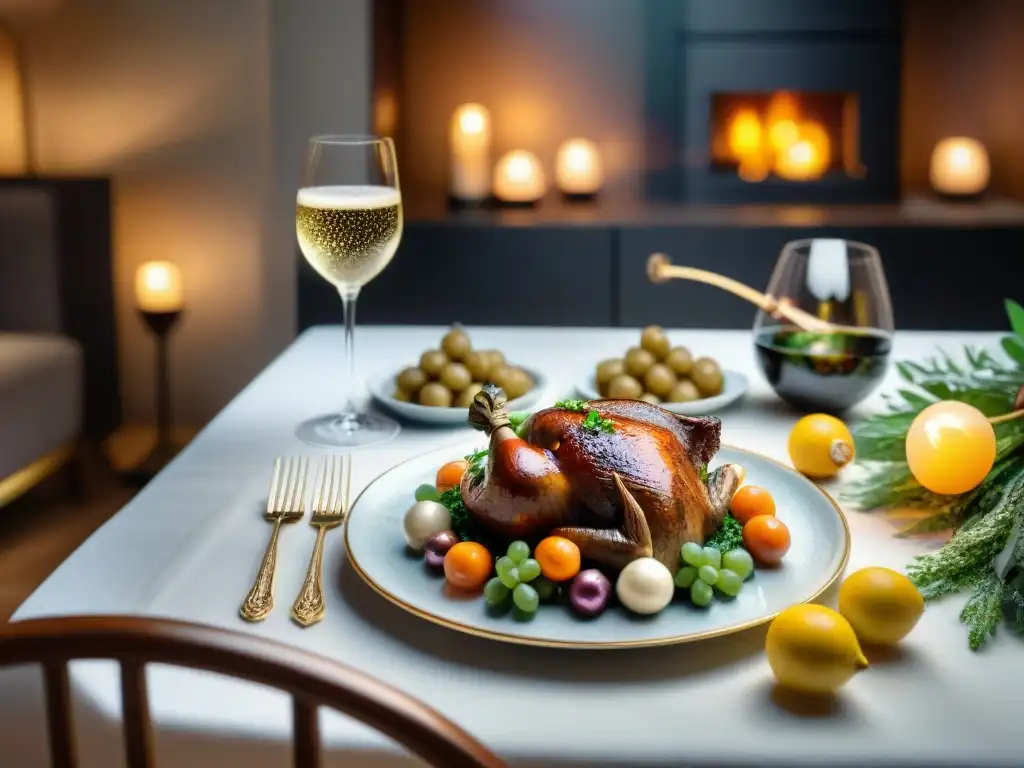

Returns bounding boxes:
[493,150,546,203]
[555,138,603,195]
[449,103,491,201]
[135,261,183,313]
[930,137,989,196]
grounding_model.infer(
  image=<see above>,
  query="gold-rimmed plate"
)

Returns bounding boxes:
[344,442,850,649]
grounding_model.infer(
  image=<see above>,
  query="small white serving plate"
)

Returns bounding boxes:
[575,369,748,415]
[369,366,548,426]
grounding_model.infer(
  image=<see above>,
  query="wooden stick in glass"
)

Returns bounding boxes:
[646,253,837,334]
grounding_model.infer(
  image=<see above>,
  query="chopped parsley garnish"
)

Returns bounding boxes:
[705,513,743,553]
[581,409,615,434]
[699,463,709,484]
[464,448,488,478]
[555,399,588,412]
[439,487,476,541]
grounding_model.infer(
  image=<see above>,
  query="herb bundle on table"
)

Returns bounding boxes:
[847,300,1024,649]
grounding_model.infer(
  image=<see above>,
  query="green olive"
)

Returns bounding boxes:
[441,326,472,361]
[463,350,491,381]
[393,388,412,402]
[396,366,427,394]
[667,379,701,403]
[440,362,472,392]
[691,357,724,396]
[419,350,448,378]
[504,368,533,400]
[640,392,662,405]
[484,350,506,370]
[418,382,452,407]
[665,346,693,377]
[643,363,677,398]
[640,325,671,359]
[623,347,655,378]
[595,359,625,387]
[488,363,515,392]
[454,383,482,408]
[606,373,644,400]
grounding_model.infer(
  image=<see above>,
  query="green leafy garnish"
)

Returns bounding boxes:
[555,399,588,412]
[581,409,615,434]
[439,487,476,541]
[845,297,1024,649]
[705,514,743,553]
[508,410,532,439]
[699,463,709,484]
[464,448,488,478]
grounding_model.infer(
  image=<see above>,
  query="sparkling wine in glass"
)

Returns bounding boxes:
[753,238,894,413]
[295,135,403,448]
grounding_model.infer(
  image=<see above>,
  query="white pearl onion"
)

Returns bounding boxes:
[616,557,675,615]
[402,501,452,550]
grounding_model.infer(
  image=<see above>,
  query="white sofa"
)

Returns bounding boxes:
[0,187,83,502]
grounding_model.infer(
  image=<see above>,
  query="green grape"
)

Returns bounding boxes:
[517,558,541,582]
[681,542,706,567]
[498,566,520,590]
[715,568,743,597]
[513,583,540,612]
[674,566,698,589]
[484,577,510,605]
[495,556,515,580]
[507,540,530,564]
[414,483,440,502]
[702,547,722,569]
[722,549,754,581]
[698,565,719,585]
[690,579,713,607]
[533,576,556,601]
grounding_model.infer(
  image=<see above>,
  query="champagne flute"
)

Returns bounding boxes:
[295,135,403,448]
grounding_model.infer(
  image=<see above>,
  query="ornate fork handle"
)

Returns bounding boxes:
[240,517,284,622]
[291,525,329,626]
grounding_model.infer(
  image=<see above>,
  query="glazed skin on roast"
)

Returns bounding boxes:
[459,385,740,572]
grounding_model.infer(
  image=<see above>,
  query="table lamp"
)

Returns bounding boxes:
[449,103,491,204]
[930,137,989,199]
[130,261,184,482]
[493,150,546,205]
[555,138,603,199]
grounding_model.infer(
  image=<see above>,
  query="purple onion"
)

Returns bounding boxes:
[569,569,612,617]
[424,530,459,571]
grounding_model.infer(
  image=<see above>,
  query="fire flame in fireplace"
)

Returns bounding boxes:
[721,92,831,182]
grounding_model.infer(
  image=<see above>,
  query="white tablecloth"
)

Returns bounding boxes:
[5,326,1021,767]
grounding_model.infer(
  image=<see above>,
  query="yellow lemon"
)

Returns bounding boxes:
[788,414,854,479]
[838,567,925,645]
[765,604,868,694]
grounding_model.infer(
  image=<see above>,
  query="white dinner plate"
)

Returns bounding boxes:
[575,369,748,415]
[344,440,850,649]
[368,367,548,426]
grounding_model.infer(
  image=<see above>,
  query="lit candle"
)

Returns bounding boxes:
[493,150,546,203]
[449,103,491,202]
[555,138,603,196]
[135,261,183,313]
[930,137,989,197]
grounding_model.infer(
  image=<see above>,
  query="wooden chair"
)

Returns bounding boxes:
[0,615,507,768]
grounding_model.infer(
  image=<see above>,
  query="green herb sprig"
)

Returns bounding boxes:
[705,514,743,553]
[555,399,588,412]
[846,299,1024,649]
[439,487,476,541]
[465,448,488,478]
[581,409,615,434]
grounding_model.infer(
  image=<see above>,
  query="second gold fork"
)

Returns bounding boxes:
[291,454,351,627]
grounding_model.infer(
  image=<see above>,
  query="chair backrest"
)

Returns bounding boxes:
[0,615,507,768]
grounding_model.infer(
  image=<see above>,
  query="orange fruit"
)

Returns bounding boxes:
[742,516,791,566]
[729,485,776,525]
[435,460,469,493]
[443,541,492,590]
[534,536,582,582]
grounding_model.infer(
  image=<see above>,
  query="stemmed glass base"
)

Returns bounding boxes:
[296,410,400,449]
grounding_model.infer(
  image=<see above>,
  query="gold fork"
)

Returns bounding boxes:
[291,454,351,627]
[240,456,308,622]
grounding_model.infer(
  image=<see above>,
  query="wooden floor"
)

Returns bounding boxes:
[0,425,197,622]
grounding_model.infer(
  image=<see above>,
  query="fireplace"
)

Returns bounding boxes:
[646,0,901,204]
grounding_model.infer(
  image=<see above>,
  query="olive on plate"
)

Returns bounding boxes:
[454,383,483,408]
[418,382,452,407]
[419,350,448,378]
[640,325,671,360]
[596,359,625,389]
[692,357,724,396]
[640,392,661,405]
[440,362,472,392]
[607,374,644,400]
[624,347,655,379]
[396,366,427,394]
[667,379,701,403]
[441,326,471,361]
[643,363,676,398]
[665,346,693,377]
[463,350,491,381]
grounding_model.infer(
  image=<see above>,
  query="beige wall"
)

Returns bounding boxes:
[0,27,27,173]
[20,0,371,426]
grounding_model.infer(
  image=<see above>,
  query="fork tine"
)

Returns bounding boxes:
[296,456,309,512]
[329,455,342,513]
[274,457,293,513]
[341,454,352,515]
[266,457,282,515]
[311,458,326,514]
[286,457,304,511]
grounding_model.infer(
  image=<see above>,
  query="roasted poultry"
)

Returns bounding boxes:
[460,385,741,572]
